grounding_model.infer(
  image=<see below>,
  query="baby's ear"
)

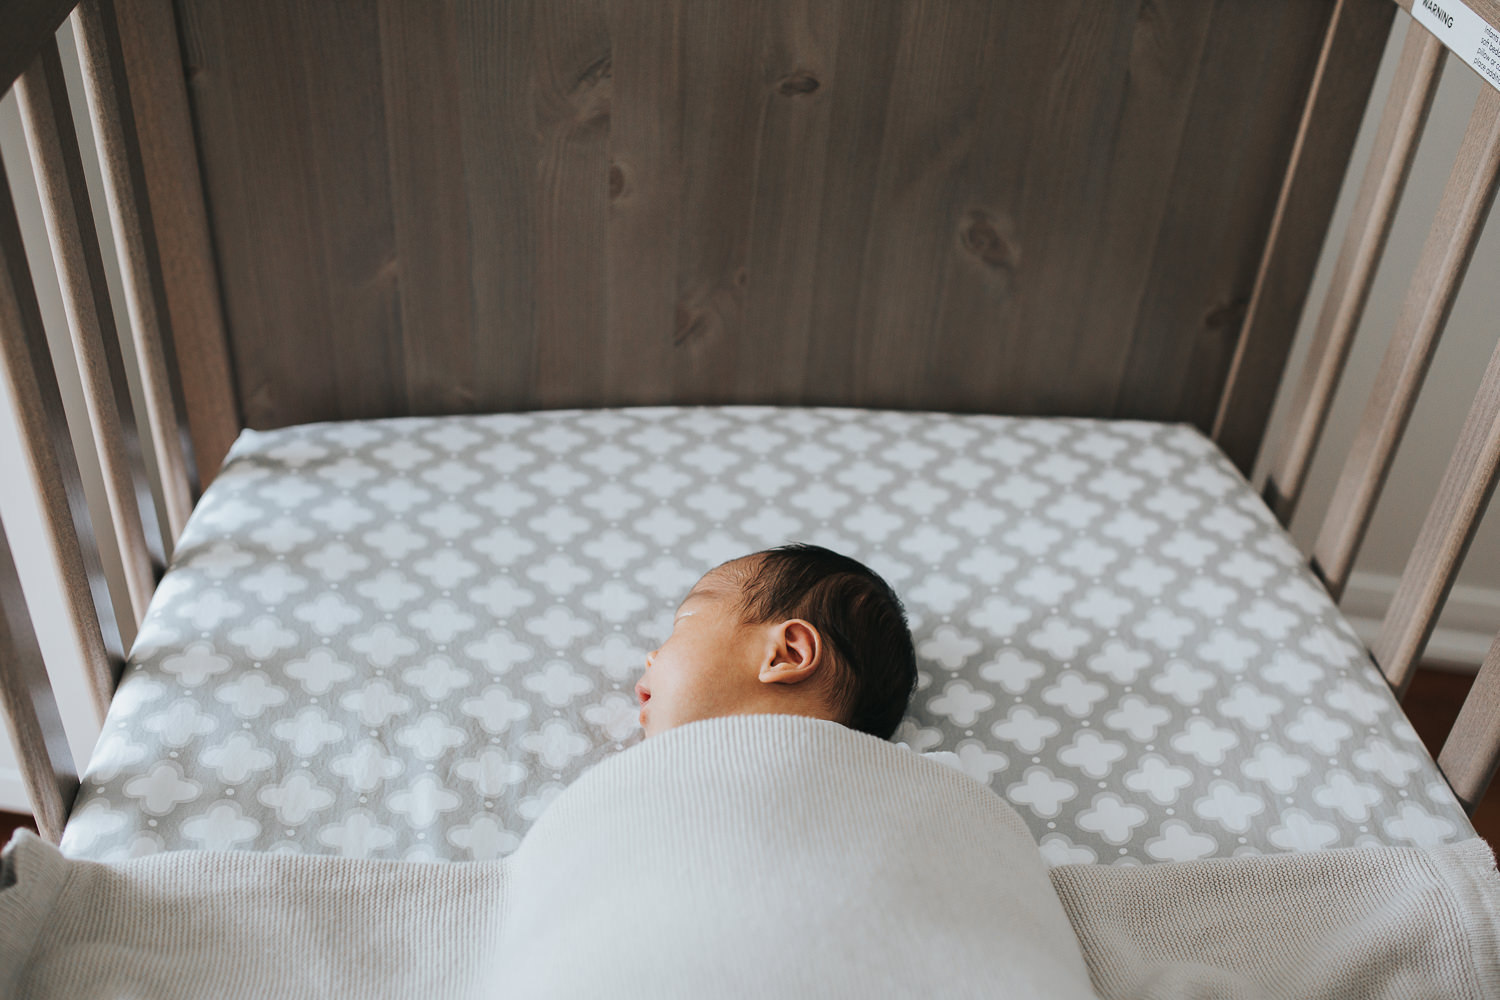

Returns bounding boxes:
[759,619,822,685]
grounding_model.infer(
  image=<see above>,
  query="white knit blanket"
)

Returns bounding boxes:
[3,715,1499,999]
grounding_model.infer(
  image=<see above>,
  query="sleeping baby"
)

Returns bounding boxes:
[634,543,918,741]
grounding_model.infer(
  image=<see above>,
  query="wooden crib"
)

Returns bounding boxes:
[2,0,1499,860]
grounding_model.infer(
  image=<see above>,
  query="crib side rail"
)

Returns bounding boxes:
[1260,23,1447,526]
[1442,638,1500,810]
[0,144,123,723]
[0,0,221,838]
[1253,0,1500,812]
[72,0,198,536]
[1310,84,1500,604]
[16,35,162,625]
[0,522,78,842]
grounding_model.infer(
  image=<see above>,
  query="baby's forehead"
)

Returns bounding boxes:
[678,556,759,608]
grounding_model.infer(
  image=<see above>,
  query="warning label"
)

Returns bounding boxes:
[1413,0,1500,93]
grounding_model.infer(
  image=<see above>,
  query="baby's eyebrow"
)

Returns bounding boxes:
[675,586,719,615]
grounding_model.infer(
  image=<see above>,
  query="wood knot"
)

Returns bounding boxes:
[734,267,748,289]
[570,54,612,121]
[609,163,625,199]
[1204,297,1249,332]
[674,302,710,346]
[960,210,1019,271]
[777,71,821,96]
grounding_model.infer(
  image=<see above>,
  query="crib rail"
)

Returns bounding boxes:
[1311,84,1500,604]
[1262,24,1447,527]
[1443,637,1500,809]
[1264,0,1500,808]
[0,0,217,839]
[15,35,162,626]
[0,146,122,722]
[72,0,199,537]
[0,522,78,842]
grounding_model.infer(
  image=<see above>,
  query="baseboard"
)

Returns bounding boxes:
[0,766,31,815]
[1340,570,1499,674]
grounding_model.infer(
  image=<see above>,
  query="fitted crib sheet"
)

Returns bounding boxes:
[59,407,1475,866]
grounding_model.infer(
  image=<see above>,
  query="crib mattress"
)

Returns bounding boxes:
[60,407,1474,866]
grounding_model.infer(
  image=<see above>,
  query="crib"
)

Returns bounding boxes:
[1,0,1499,874]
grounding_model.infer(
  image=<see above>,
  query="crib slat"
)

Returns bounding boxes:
[1310,84,1500,601]
[0,159,122,723]
[16,37,164,627]
[1438,633,1500,813]
[0,520,79,844]
[1371,331,1500,693]
[1262,25,1445,526]
[73,0,198,546]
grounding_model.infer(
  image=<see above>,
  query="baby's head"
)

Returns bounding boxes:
[635,544,916,741]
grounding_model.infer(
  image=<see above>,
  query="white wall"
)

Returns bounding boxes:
[0,12,1498,816]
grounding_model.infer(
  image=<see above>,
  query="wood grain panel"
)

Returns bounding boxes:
[1118,1,1338,429]
[532,0,611,408]
[668,0,764,403]
[946,1,1213,415]
[173,0,1352,435]
[604,0,678,404]
[292,1,403,418]
[734,0,840,405]
[930,1,1147,415]
[799,1,906,403]
[114,0,240,487]
[1213,0,1398,476]
[174,0,342,429]
[379,0,479,413]
[455,0,538,409]
[852,0,1000,409]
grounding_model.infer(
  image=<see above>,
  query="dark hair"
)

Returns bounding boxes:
[731,544,916,740]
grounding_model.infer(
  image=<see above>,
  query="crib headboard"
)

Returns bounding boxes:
[19,0,1500,839]
[164,0,1368,481]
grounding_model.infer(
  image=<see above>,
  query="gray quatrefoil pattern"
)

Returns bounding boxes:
[60,407,1474,866]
